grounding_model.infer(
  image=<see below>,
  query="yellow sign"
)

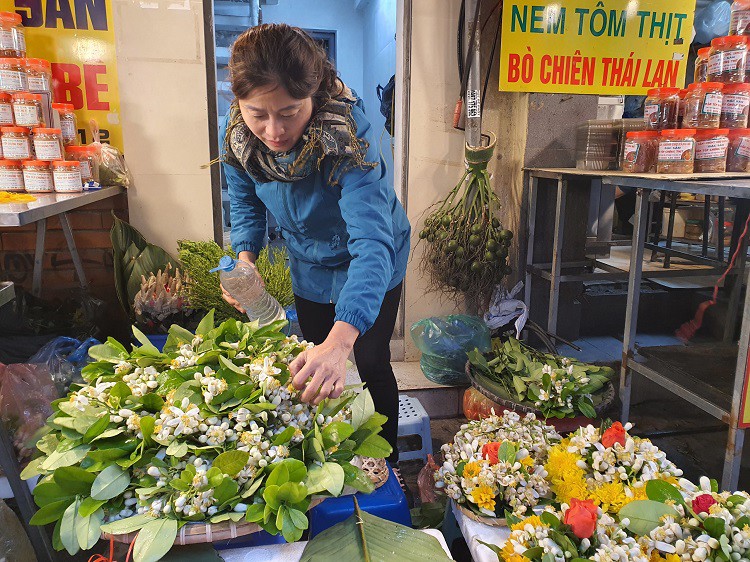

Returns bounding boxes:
[499,0,696,95]
[0,0,122,150]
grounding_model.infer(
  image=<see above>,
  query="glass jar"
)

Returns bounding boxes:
[24,58,51,93]
[32,128,63,161]
[11,92,43,127]
[695,47,711,82]
[695,129,730,173]
[51,160,82,192]
[732,0,750,35]
[0,92,12,126]
[1,126,30,160]
[21,160,53,193]
[53,103,78,146]
[727,128,750,171]
[720,83,750,128]
[684,82,725,129]
[622,131,658,173]
[644,88,680,130]
[0,12,25,58]
[709,36,748,83]
[0,159,23,191]
[657,129,696,174]
[65,145,99,182]
[0,57,26,91]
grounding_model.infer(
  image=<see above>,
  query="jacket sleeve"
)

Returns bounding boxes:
[334,106,397,335]
[220,113,267,256]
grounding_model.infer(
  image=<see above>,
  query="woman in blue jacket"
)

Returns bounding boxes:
[221,24,410,463]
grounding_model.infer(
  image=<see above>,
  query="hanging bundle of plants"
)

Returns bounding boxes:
[418,134,513,306]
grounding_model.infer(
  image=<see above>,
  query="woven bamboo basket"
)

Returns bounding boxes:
[456,503,507,527]
[102,457,390,546]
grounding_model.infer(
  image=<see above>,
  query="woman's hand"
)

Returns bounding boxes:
[290,322,359,405]
[221,285,246,313]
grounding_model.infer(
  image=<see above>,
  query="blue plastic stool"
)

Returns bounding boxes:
[212,529,285,550]
[308,462,411,536]
[397,395,433,463]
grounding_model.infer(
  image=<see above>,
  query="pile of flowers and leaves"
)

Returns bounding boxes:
[482,498,649,562]
[468,338,615,419]
[434,411,561,518]
[544,422,684,515]
[22,311,391,562]
[619,477,750,562]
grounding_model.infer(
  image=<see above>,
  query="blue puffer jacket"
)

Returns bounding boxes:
[220,99,411,335]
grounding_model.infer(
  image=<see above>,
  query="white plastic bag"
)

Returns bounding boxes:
[483,281,529,338]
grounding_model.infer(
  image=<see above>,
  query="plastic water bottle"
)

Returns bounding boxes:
[210,256,285,326]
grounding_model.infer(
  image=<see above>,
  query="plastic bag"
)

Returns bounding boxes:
[0,499,37,561]
[410,315,491,386]
[0,362,57,463]
[694,0,731,44]
[28,336,99,394]
[417,454,440,504]
[90,118,133,187]
[483,281,529,338]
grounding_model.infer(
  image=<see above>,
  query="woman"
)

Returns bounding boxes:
[220,24,410,465]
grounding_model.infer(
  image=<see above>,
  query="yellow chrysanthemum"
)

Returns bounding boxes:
[650,551,681,562]
[590,481,628,513]
[630,485,648,502]
[502,541,531,562]
[551,478,588,505]
[519,456,534,468]
[470,485,496,511]
[463,461,483,479]
[545,446,585,483]
[511,515,545,532]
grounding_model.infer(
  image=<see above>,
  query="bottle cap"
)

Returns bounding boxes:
[209,255,237,273]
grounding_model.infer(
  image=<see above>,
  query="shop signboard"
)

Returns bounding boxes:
[0,0,123,150]
[739,346,750,428]
[499,0,696,95]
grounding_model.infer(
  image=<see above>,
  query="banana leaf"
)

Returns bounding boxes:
[110,215,178,316]
[300,497,452,562]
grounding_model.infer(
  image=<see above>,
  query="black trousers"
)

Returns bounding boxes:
[294,283,402,464]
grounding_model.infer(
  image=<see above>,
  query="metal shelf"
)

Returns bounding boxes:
[0,186,124,227]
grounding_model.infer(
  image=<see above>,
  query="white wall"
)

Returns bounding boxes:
[114,0,214,255]
[262,0,364,97]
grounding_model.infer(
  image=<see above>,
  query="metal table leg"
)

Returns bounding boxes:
[719,197,726,262]
[724,231,748,343]
[548,178,567,334]
[620,189,650,423]
[664,192,678,269]
[59,212,89,290]
[703,198,710,257]
[651,191,666,262]
[524,175,538,308]
[31,218,46,297]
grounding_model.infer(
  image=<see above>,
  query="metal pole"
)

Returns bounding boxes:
[464,0,481,147]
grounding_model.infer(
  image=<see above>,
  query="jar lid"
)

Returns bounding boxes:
[11,92,41,101]
[689,81,725,90]
[695,128,730,138]
[52,103,74,112]
[679,88,688,98]
[712,35,749,47]
[647,88,681,97]
[627,131,659,139]
[51,160,80,168]
[66,145,98,154]
[698,47,712,58]
[0,159,22,167]
[0,12,22,25]
[1,126,28,133]
[32,127,61,134]
[0,92,12,102]
[661,129,696,138]
[724,83,750,93]
[24,58,50,71]
[21,160,49,167]
[0,57,24,65]
[728,128,750,136]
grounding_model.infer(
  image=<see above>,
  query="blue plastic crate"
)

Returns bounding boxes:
[309,462,411,536]
[146,334,168,351]
[212,529,286,551]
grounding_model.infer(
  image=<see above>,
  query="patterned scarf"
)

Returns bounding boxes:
[223,84,377,187]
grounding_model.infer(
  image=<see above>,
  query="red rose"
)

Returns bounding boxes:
[482,442,502,465]
[564,498,598,539]
[601,422,627,448]
[692,494,717,515]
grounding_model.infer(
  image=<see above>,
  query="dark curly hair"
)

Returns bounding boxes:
[228,23,342,110]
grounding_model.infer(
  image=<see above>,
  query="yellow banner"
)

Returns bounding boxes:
[499,0,696,95]
[0,0,122,150]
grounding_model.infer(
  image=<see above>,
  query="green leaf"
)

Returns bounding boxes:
[729,495,748,507]
[133,517,178,562]
[29,499,74,525]
[100,513,155,535]
[242,475,266,499]
[75,510,102,550]
[350,390,375,430]
[342,463,375,494]
[498,442,516,464]
[132,326,162,356]
[540,511,561,529]
[721,534,732,561]
[79,497,107,518]
[54,466,96,495]
[576,397,597,419]
[213,477,240,505]
[219,354,245,374]
[166,441,189,458]
[263,485,282,510]
[245,503,265,523]
[42,445,91,471]
[618,500,680,536]
[196,309,215,336]
[110,381,132,402]
[273,426,296,446]
[33,481,76,507]
[139,416,155,444]
[704,517,726,540]
[305,462,345,496]
[322,422,355,448]
[276,482,308,505]
[83,415,111,443]
[92,428,126,442]
[288,508,308,530]
[524,547,545,559]
[88,342,128,363]
[646,480,685,505]
[211,512,245,524]
[91,464,131,500]
[354,434,392,458]
[141,394,165,412]
[278,459,306,483]
[60,499,80,555]
[358,412,388,433]
[213,450,250,478]
[21,457,44,480]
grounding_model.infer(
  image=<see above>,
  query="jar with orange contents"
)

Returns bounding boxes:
[11,92,43,127]
[0,159,24,191]
[24,58,51,93]
[709,36,748,83]
[0,92,13,126]
[696,47,711,82]
[684,83,725,129]
[65,145,99,182]
[32,128,63,161]
[52,103,78,146]
[21,160,53,193]
[0,12,25,58]
[0,58,26,91]
[657,129,696,174]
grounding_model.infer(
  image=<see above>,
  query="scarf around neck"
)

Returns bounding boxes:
[223,84,377,187]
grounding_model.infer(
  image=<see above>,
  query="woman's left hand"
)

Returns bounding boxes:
[290,322,359,405]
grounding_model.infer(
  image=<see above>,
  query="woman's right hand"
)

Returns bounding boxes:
[220,251,262,313]
[221,283,246,313]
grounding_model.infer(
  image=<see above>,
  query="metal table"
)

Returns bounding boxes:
[0,186,124,296]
